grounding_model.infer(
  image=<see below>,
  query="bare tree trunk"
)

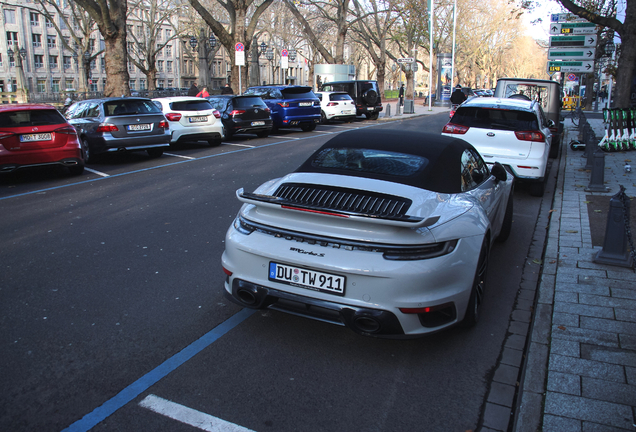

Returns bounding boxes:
[103,36,131,97]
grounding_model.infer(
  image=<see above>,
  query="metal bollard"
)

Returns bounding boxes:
[594,188,634,267]
[396,103,402,116]
[585,148,610,192]
[584,134,597,170]
[385,103,391,117]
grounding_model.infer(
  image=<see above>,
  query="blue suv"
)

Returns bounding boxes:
[243,85,321,131]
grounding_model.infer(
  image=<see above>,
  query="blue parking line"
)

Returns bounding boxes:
[62,308,256,432]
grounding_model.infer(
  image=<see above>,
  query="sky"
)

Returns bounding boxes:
[523,0,566,40]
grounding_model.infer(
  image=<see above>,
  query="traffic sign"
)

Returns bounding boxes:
[235,42,245,66]
[550,22,597,35]
[567,74,578,81]
[397,57,414,63]
[548,47,596,60]
[551,13,589,23]
[235,42,244,52]
[549,35,597,48]
[547,61,594,73]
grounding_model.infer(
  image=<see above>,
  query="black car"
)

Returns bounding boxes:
[65,97,170,162]
[206,95,273,139]
[319,80,383,120]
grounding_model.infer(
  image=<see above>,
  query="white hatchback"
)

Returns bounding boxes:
[152,97,224,146]
[442,97,553,196]
[315,91,356,123]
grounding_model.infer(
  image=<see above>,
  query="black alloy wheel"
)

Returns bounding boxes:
[463,239,489,327]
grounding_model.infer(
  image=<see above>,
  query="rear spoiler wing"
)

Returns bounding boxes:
[236,188,440,228]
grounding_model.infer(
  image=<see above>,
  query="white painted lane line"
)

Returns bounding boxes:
[269,135,301,140]
[164,153,196,160]
[222,143,255,148]
[139,394,255,432]
[84,167,110,177]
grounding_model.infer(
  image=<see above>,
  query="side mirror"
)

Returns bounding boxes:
[491,162,508,183]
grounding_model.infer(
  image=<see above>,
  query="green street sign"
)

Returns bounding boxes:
[549,35,597,48]
[549,22,597,35]
[548,47,596,60]
[547,61,595,73]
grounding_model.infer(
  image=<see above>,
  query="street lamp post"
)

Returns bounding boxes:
[266,48,274,84]
[8,45,28,101]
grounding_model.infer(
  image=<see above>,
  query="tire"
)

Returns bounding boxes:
[463,240,489,327]
[496,192,513,242]
[208,138,222,146]
[81,138,95,163]
[300,123,316,132]
[549,135,560,159]
[362,89,378,105]
[224,129,234,140]
[256,130,270,138]
[147,148,163,158]
[320,110,329,124]
[528,181,544,197]
[365,112,379,120]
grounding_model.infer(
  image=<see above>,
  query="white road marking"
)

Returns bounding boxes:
[84,167,109,177]
[222,143,255,148]
[139,394,255,432]
[164,153,196,160]
[269,135,301,140]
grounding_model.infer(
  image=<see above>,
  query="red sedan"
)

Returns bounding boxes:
[0,103,84,176]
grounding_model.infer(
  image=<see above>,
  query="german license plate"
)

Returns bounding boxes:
[20,133,52,142]
[299,102,312,107]
[127,124,151,131]
[251,121,265,126]
[269,262,345,295]
[189,116,208,123]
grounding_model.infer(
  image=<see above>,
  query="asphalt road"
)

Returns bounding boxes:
[0,114,548,431]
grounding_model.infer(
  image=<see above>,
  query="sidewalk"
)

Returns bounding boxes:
[514,115,636,431]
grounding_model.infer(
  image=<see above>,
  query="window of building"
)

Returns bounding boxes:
[34,55,43,68]
[90,82,97,92]
[46,16,54,28]
[101,58,105,71]
[166,61,172,73]
[65,79,74,90]
[0,54,3,67]
[63,56,71,69]
[47,35,56,48]
[165,29,171,40]
[157,80,164,89]
[4,10,16,24]
[157,60,163,72]
[49,55,58,69]
[129,80,136,90]
[136,26,142,37]
[90,59,95,70]
[30,12,39,26]
[51,79,60,93]
[6,32,18,46]
[156,44,162,57]
[140,79,146,90]
[167,79,173,88]
[32,34,42,48]
[37,79,46,92]
[166,45,172,57]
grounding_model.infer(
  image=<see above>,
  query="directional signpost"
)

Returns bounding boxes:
[397,57,415,64]
[549,35,597,48]
[548,47,596,61]
[548,61,595,73]
[547,14,597,79]
[550,22,597,35]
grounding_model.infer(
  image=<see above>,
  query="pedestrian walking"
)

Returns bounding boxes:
[450,84,467,104]
[196,87,210,98]
[399,84,405,107]
[187,81,199,96]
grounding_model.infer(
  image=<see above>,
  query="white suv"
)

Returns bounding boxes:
[442,97,553,196]
[314,91,356,124]
[152,97,224,146]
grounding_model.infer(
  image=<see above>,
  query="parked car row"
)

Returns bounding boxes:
[0,83,386,178]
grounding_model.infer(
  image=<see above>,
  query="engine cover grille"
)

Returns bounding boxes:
[273,183,411,218]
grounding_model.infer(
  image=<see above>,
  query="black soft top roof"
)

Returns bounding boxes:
[296,129,477,194]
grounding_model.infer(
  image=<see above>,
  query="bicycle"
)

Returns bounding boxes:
[566,106,581,127]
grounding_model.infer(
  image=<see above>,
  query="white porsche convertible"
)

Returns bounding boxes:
[222,129,514,337]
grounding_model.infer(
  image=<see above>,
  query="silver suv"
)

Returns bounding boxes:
[66,97,170,162]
